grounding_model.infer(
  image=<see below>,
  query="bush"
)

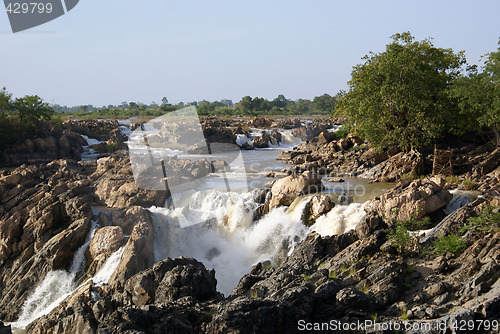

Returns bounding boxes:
[460,205,500,235]
[106,142,119,153]
[461,179,478,190]
[432,234,466,255]
[386,214,430,255]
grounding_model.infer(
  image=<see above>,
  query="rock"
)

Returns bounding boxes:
[268,171,324,209]
[92,152,168,209]
[0,161,93,321]
[317,131,334,144]
[355,212,384,239]
[336,287,377,312]
[472,147,500,178]
[327,177,345,183]
[124,257,219,306]
[359,150,424,182]
[109,221,155,288]
[111,205,153,235]
[252,132,271,148]
[366,175,452,221]
[86,226,124,275]
[307,194,335,222]
[205,297,302,334]
[272,118,302,129]
[251,117,273,128]
[0,321,11,334]
[0,122,88,167]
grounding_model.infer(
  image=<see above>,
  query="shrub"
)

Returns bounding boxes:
[461,178,477,190]
[332,126,349,140]
[445,176,460,184]
[460,205,500,235]
[386,214,429,255]
[106,142,119,153]
[432,234,466,254]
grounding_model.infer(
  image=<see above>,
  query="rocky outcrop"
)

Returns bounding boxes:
[303,194,335,224]
[92,151,169,209]
[291,123,331,141]
[0,122,87,167]
[267,171,324,209]
[123,257,219,306]
[0,160,93,321]
[250,117,273,128]
[271,118,302,129]
[366,175,453,221]
[109,220,155,288]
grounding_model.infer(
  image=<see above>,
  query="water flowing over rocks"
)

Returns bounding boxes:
[85,226,124,277]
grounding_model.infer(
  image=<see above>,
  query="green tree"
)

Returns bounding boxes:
[12,95,54,130]
[449,41,500,146]
[313,93,337,113]
[336,32,465,151]
[0,87,13,113]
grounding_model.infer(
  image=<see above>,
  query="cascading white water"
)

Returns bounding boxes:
[149,190,367,296]
[14,221,97,328]
[13,221,125,329]
[310,202,367,236]
[443,189,479,215]
[150,191,313,296]
[91,246,126,286]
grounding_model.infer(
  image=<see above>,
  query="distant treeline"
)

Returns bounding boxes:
[51,93,338,117]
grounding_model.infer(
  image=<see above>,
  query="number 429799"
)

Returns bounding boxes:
[6,2,53,14]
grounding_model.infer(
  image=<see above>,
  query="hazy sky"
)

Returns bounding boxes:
[1,0,499,107]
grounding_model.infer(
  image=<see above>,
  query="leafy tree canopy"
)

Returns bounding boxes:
[336,32,465,151]
[12,95,54,129]
[449,40,500,145]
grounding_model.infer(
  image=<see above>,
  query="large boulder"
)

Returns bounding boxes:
[366,175,453,221]
[124,257,219,306]
[86,226,124,276]
[92,152,168,209]
[268,171,324,209]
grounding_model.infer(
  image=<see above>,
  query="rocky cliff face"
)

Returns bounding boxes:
[0,160,93,321]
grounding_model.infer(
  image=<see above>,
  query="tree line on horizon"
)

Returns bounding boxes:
[49,93,338,117]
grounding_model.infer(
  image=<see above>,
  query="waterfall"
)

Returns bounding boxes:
[443,189,479,215]
[14,221,98,328]
[150,190,311,296]
[13,221,125,329]
[310,202,367,236]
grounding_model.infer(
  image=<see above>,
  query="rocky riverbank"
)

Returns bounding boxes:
[0,117,499,333]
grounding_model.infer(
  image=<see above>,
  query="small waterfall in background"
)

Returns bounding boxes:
[443,189,479,215]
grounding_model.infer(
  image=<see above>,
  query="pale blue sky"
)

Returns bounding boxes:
[1,0,499,107]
